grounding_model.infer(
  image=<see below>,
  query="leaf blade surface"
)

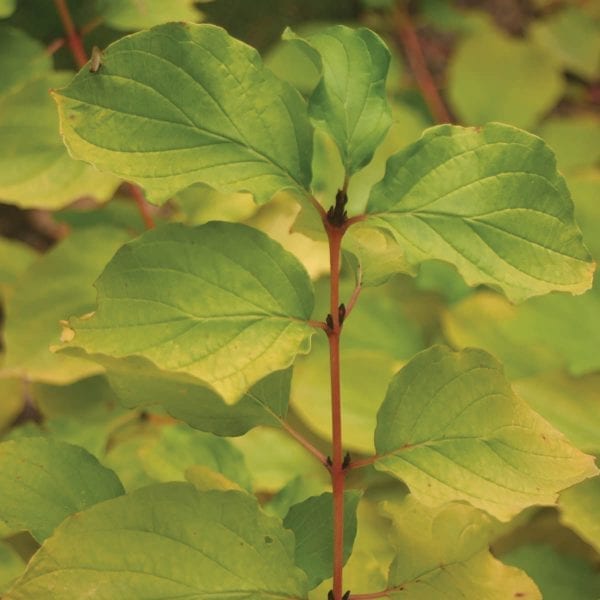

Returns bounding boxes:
[61,222,315,402]
[365,123,594,302]
[374,346,598,520]
[53,23,314,204]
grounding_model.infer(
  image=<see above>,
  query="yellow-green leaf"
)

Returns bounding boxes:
[53,23,314,205]
[374,346,598,521]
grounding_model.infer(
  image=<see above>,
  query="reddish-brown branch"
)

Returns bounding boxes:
[326,223,346,600]
[126,183,156,229]
[46,38,66,56]
[344,214,367,229]
[280,421,329,466]
[53,0,87,69]
[392,4,452,124]
[308,319,329,332]
[348,455,378,470]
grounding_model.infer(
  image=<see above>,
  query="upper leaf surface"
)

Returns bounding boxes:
[530,6,600,80]
[284,25,392,175]
[444,280,600,378]
[0,28,119,209]
[448,22,563,129]
[382,497,541,599]
[0,438,124,542]
[365,123,594,302]
[6,483,308,599]
[1,226,130,384]
[53,23,314,205]
[61,222,315,403]
[374,346,598,521]
[0,26,51,95]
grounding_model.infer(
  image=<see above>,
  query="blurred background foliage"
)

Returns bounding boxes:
[0,0,598,597]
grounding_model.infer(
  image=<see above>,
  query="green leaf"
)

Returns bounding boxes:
[513,372,600,455]
[284,491,360,589]
[244,195,330,281]
[0,438,124,542]
[560,477,600,552]
[570,170,600,261]
[538,116,600,172]
[501,544,600,600]
[6,483,308,599]
[293,343,400,453]
[53,23,314,205]
[444,281,600,379]
[0,542,24,594]
[96,0,202,31]
[0,237,37,300]
[0,73,119,209]
[0,0,15,18]
[264,476,328,519]
[32,375,120,420]
[185,464,245,492]
[102,354,293,436]
[531,6,600,80]
[232,428,328,493]
[343,222,411,286]
[1,226,131,384]
[283,25,392,175]
[365,123,594,303]
[264,27,321,96]
[0,26,51,94]
[340,497,397,593]
[374,346,599,521]
[174,183,257,226]
[448,23,563,129]
[381,496,540,599]
[60,222,315,402]
[137,423,252,490]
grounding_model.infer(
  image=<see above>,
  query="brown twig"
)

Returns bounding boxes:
[126,183,156,229]
[53,0,87,69]
[46,38,66,56]
[392,3,452,124]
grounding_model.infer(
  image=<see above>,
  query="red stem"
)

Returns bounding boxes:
[326,224,345,600]
[127,183,156,229]
[53,0,87,69]
[392,4,452,124]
